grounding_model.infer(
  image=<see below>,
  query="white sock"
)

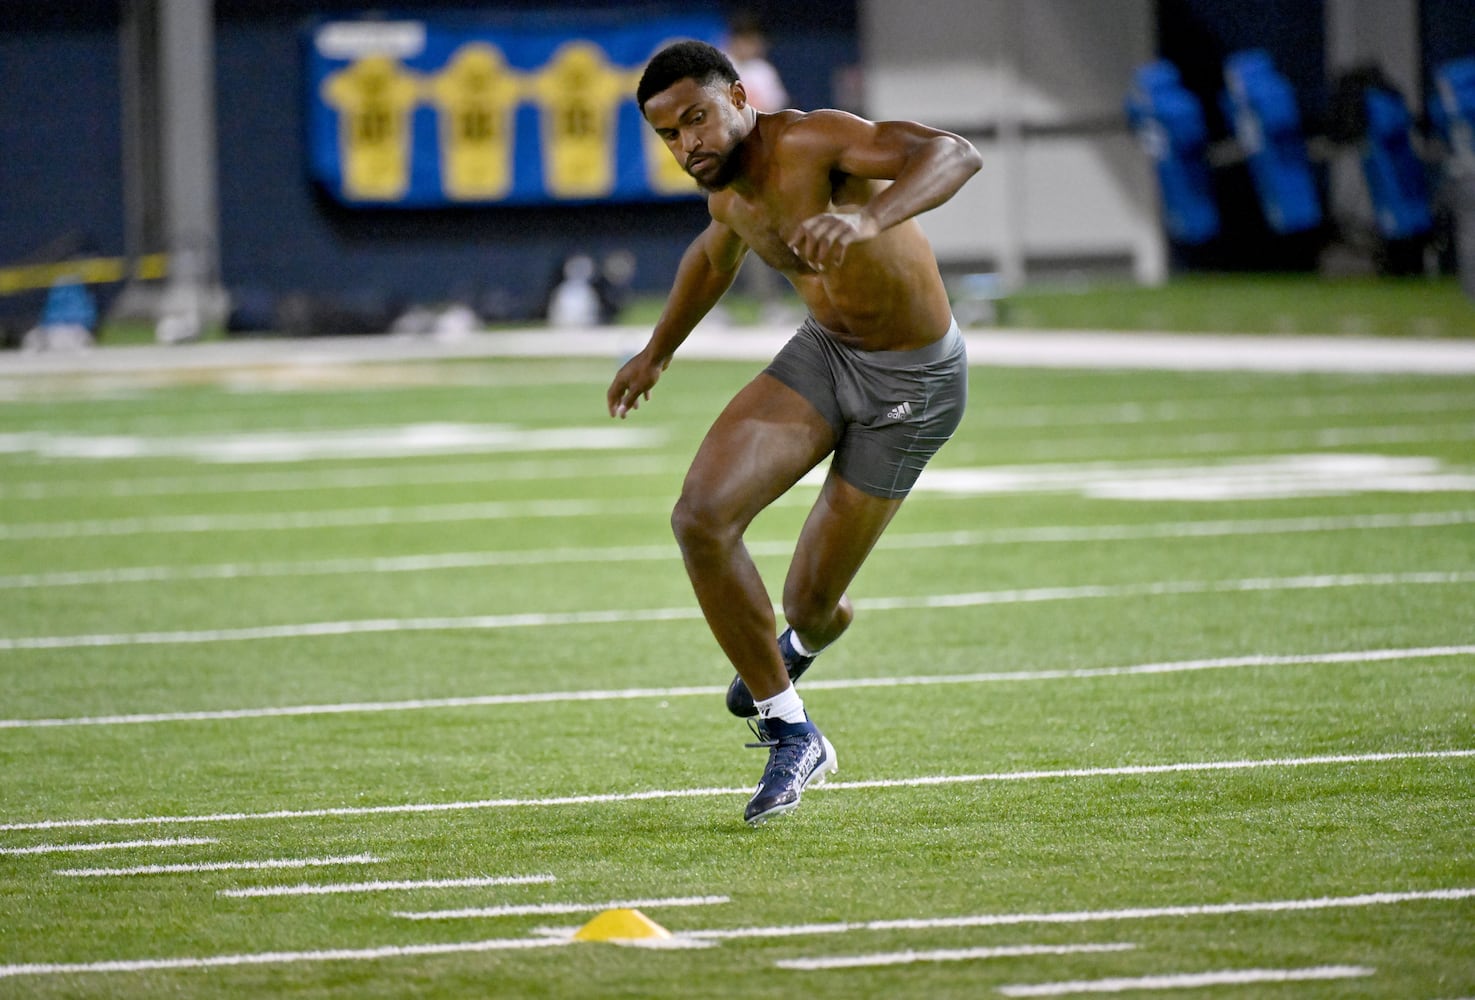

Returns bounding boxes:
[787,630,817,658]
[755,684,806,724]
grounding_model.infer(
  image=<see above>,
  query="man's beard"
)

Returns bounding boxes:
[687,149,740,191]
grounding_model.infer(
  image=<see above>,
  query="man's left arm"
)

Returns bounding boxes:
[788,114,982,271]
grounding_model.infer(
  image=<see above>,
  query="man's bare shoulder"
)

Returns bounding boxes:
[768,107,874,145]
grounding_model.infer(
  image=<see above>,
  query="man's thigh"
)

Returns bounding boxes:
[680,373,838,526]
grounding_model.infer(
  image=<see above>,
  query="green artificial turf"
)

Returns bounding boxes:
[614,273,1475,338]
[995,274,1474,337]
[0,351,1471,998]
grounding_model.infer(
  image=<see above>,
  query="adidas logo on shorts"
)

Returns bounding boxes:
[884,401,914,421]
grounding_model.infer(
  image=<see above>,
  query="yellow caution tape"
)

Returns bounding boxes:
[0,253,169,296]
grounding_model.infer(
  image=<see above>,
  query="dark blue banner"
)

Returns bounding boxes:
[305,14,722,206]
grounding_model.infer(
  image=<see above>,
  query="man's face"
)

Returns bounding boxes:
[643,76,748,191]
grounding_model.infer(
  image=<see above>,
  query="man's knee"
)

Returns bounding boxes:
[782,591,826,634]
[783,587,851,637]
[670,492,738,556]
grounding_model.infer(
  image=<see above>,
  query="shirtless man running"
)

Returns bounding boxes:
[608,40,981,825]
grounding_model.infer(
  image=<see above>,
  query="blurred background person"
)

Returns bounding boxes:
[725,11,789,112]
[724,11,794,322]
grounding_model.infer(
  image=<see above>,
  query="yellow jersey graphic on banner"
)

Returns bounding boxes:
[530,42,625,198]
[321,55,420,200]
[426,43,521,200]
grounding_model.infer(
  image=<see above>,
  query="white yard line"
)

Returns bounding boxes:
[0,423,665,464]
[5,510,1472,591]
[687,888,1475,940]
[955,331,1475,375]
[1010,422,1475,461]
[0,354,608,394]
[8,450,1475,543]
[984,391,1475,427]
[3,644,1469,730]
[996,965,1375,996]
[0,497,666,540]
[3,571,1471,651]
[0,837,216,855]
[219,873,555,898]
[0,542,685,590]
[7,386,1467,435]
[393,894,730,921]
[3,391,1469,500]
[3,749,1467,832]
[777,942,1135,970]
[56,854,379,877]
[0,454,682,500]
[0,885,1450,980]
[859,571,1475,612]
[0,936,568,979]
[0,606,704,651]
[909,454,1475,501]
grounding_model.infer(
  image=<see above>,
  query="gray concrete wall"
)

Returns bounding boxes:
[861,0,1164,286]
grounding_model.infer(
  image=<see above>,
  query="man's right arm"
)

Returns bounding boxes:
[607,220,744,418]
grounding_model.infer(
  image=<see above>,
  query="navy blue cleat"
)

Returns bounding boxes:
[742,716,837,825]
[726,628,818,718]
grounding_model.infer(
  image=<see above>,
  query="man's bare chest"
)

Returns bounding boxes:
[719,188,831,274]
[733,219,811,273]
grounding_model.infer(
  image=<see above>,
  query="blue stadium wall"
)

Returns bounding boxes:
[0,0,857,327]
[0,5,127,325]
[3,1,1473,329]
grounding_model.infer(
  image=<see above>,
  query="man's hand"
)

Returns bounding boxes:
[788,211,879,273]
[606,349,670,418]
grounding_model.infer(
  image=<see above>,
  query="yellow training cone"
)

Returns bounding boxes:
[572,907,673,943]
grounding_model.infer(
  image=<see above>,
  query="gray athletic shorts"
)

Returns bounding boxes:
[764,315,968,499]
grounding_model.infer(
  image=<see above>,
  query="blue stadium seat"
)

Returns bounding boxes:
[1431,56,1475,162]
[1360,86,1432,239]
[1125,60,1220,244]
[1220,49,1323,234]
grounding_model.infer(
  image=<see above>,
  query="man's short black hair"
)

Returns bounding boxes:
[637,40,739,112]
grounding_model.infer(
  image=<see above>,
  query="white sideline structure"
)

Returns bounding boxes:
[3,325,1475,376]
